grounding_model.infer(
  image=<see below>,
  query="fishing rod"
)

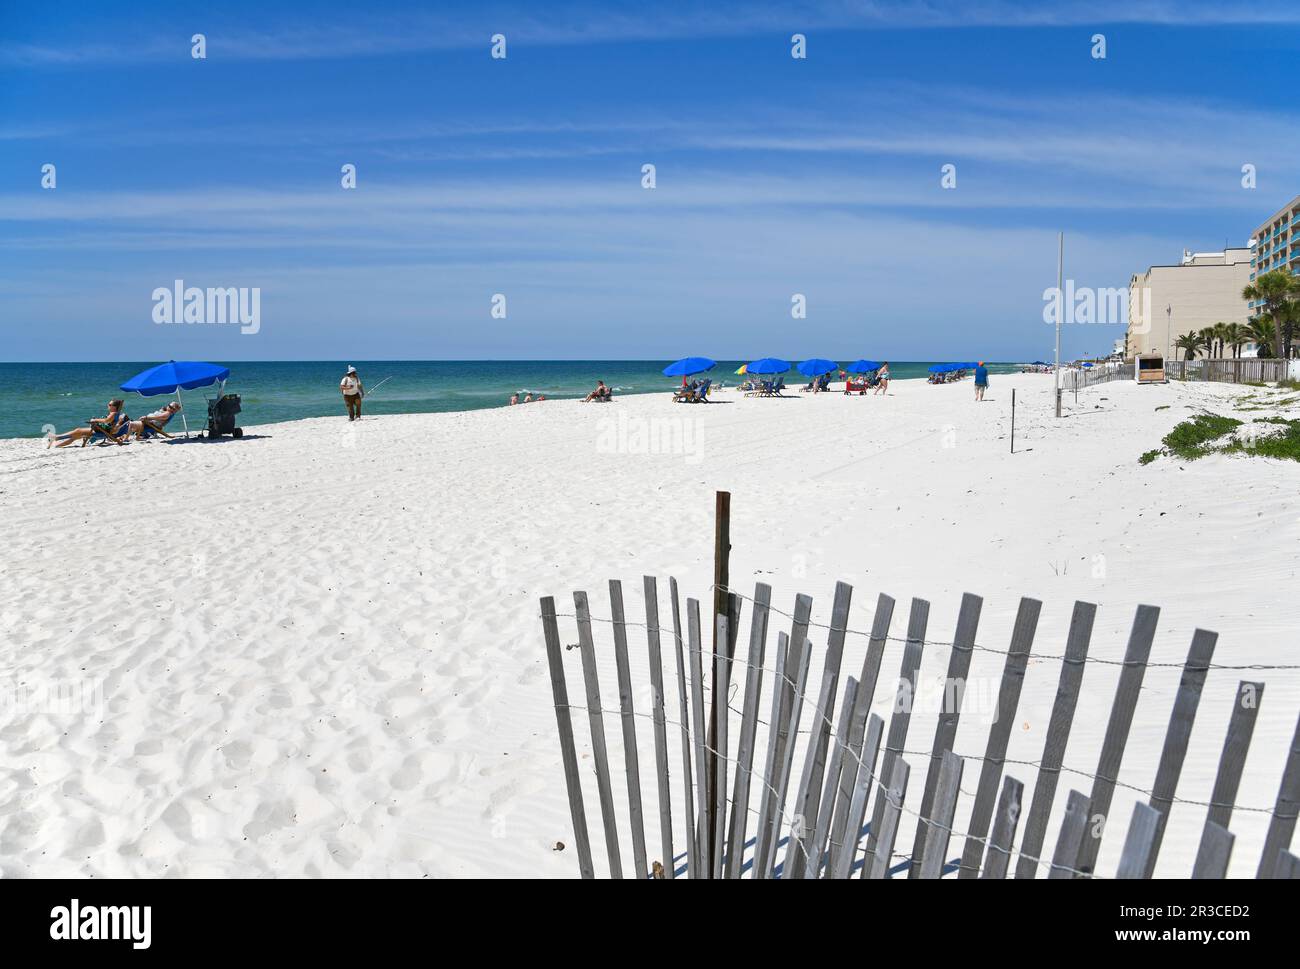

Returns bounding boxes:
[365,376,394,397]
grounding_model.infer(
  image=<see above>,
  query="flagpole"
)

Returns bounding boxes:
[1055,231,1063,418]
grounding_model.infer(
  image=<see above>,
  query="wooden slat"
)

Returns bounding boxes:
[1115,802,1161,879]
[806,677,859,878]
[609,580,648,878]
[1257,710,1300,878]
[1143,628,1218,877]
[957,596,1041,878]
[767,636,813,878]
[834,713,885,878]
[1047,789,1091,880]
[753,631,790,879]
[1015,601,1095,878]
[641,577,674,878]
[867,757,912,879]
[981,775,1024,880]
[919,750,964,879]
[862,597,929,874]
[761,594,813,874]
[540,596,595,878]
[1190,821,1234,879]
[574,590,623,877]
[783,649,839,879]
[725,583,771,878]
[909,592,983,878]
[667,577,697,877]
[712,613,731,879]
[786,581,853,878]
[685,598,711,877]
[826,594,896,876]
[1205,681,1265,832]
[1274,851,1300,879]
[1074,604,1159,877]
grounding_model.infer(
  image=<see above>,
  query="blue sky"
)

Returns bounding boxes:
[3,0,1300,361]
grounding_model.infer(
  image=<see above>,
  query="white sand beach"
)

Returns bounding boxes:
[2,373,1298,878]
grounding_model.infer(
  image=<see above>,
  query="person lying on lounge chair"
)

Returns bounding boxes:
[129,401,182,439]
[48,399,129,448]
[673,379,699,402]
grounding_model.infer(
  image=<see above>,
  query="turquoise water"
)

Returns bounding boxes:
[3,360,1023,440]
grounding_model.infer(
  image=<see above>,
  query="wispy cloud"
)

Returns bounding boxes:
[7,2,1300,67]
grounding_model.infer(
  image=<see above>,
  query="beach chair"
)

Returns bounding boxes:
[673,384,697,403]
[137,409,178,440]
[692,378,712,403]
[86,413,130,446]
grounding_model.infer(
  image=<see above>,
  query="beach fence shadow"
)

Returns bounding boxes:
[540,575,1300,880]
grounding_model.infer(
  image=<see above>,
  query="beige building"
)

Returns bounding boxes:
[1126,248,1252,360]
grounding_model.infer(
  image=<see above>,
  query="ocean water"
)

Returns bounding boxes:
[2,360,1023,440]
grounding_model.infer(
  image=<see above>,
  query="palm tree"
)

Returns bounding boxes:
[1225,322,1247,358]
[1174,332,1201,361]
[1248,316,1277,357]
[1242,269,1300,359]
[1198,326,1216,359]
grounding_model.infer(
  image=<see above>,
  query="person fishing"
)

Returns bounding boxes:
[340,365,365,421]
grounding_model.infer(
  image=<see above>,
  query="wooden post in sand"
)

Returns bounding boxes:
[1010,388,1016,453]
[707,491,731,874]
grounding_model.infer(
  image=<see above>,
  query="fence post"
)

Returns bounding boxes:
[712,613,731,879]
[540,596,595,878]
[919,750,964,879]
[609,580,648,878]
[1016,600,1095,878]
[725,583,771,878]
[641,577,674,878]
[828,712,885,878]
[668,577,697,877]
[958,596,1041,878]
[1048,789,1091,879]
[1257,710,1300,878]
[807,677,858,877]
[686,598,710,877]
[910,592,983,877]
[707,491,731,872]
[787,581,853,878]
[753,631,790,879]
[863,598,930,874]
[981,775,1024,879]
[1074,604,1159,876]
[1191,821,1234,879]
[868,757,912,879]
[1197,680,1264,869]
[1115,802,1161,879]
[574,590,624,877]
[1144,628,1218,877]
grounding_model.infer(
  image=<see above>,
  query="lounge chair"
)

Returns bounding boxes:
[137,409,178,440]
[86,412,131,446]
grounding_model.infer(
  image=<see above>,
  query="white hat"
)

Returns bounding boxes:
[347,365,357,374]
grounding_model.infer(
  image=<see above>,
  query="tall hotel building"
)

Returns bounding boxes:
[1248,195,1300,316]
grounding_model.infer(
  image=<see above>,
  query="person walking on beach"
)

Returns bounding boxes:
[873,362,890,395]
[340,366,365,421]
[974,361,989,401]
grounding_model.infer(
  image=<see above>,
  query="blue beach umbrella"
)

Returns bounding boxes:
[746,357,791,375]
[796,358,838,377]
[846,359,881,374]
[662,356,717,378]
[120,360,230,436]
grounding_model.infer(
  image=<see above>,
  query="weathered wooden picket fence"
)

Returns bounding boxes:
[539,578,1300,879]
[1165,358,1290,384]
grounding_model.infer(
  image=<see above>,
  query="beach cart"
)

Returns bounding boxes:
[206,393,243,438]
